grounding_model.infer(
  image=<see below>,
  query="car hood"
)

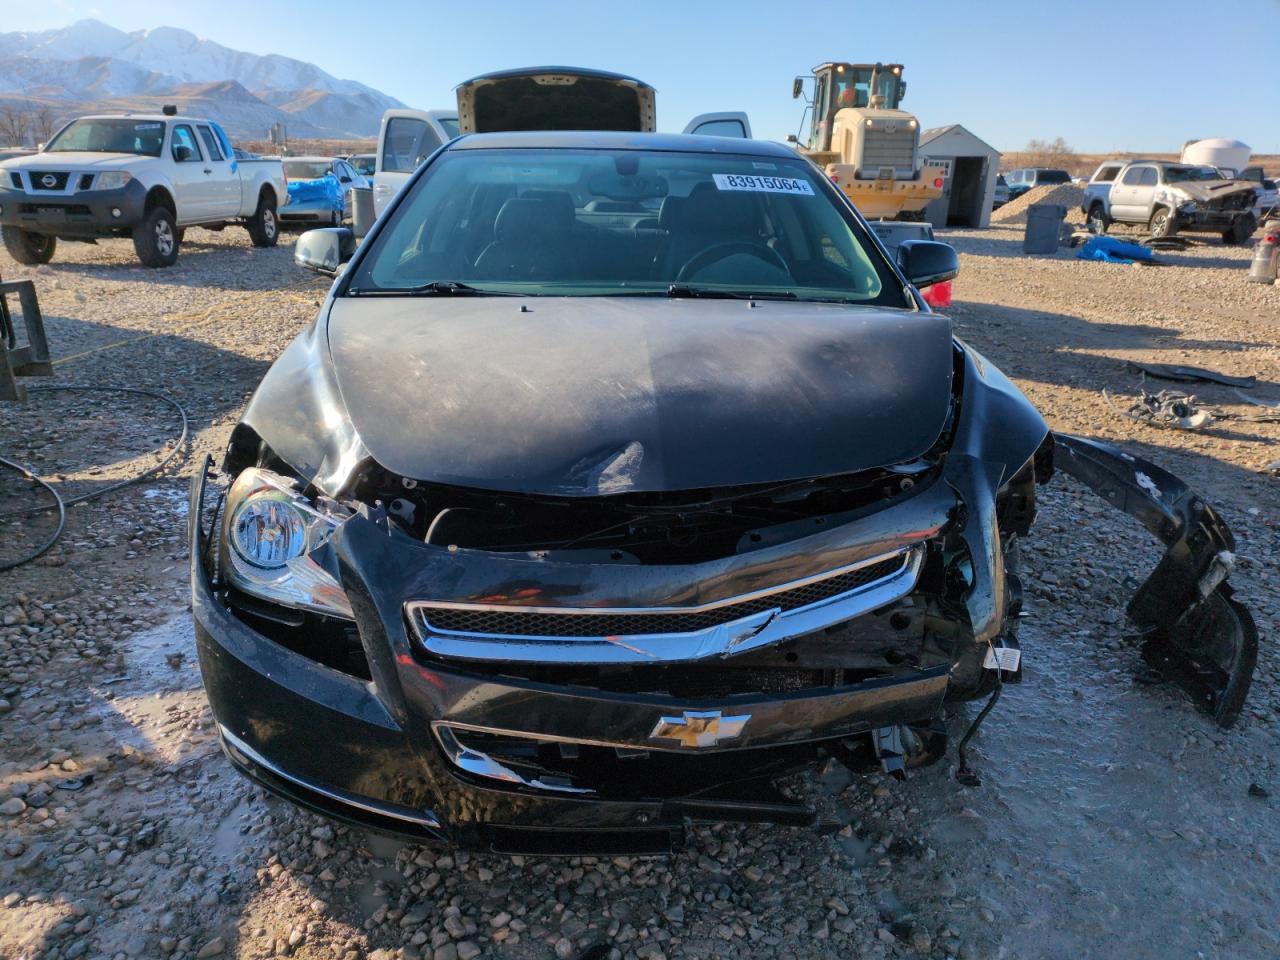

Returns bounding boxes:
[1,152,145,170]
[240,296,955,496]
[1169,180,1257,202]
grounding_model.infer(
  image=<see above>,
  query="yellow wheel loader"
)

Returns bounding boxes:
[790,62,944,221]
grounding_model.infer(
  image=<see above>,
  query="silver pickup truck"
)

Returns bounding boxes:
[1081,160,1258,243]
[0,113,287,267]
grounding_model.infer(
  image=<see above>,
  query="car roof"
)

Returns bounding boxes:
[285,156,339,163]
[447,130,798,158]
[79,114,201,124]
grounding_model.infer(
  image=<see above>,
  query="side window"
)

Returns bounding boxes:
[171,125,202,163]
[1095,165,1119,183]
[1121,167,1143,186]
[211,123,235,160]
[197,125,223,161]
[690,119,747,139]
[383,118,427,173]
[336,162,354,182]
[418,127,443,159]
[1140,167,1158,187]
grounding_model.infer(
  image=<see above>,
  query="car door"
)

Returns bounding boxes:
[682,112,753,139]
[1133,166,1160,219]
[196,124,240,218]
[168,124,212,222]
[1108,165,1145,221]
[334,161,358,218]
[374,112,444,216]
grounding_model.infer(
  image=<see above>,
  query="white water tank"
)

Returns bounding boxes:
[1180,138,1251,174]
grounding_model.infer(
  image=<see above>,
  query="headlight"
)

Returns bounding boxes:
[94,171,131,191]
[219,468,354,619]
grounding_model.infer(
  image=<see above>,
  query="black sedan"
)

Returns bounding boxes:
[190,132,1255,854]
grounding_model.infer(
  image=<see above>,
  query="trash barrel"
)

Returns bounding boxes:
[1023,203,1067,255]
[351,185,375,239]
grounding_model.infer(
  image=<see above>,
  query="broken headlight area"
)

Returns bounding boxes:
[214,467,368,678]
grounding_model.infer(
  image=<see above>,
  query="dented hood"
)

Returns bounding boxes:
[455,66,656,135]
[1170,179,1257,203]
[284,296,954,496]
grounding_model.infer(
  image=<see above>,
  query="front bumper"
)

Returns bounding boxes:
[0,179,147,236]
[190,466,960,852]
[280,192,341,223]
[1176,207,1252,231]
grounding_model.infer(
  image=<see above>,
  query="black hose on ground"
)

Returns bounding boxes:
[0,454,66,572]
[0,384,189,569]
[955,665,1003,788]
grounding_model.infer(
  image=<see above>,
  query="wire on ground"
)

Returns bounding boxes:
[0,384,189,570]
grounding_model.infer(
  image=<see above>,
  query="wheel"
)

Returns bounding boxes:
[246,192,279,247]
[132,206,178,267]
[1149,207,1176,239]
[1223,214,1257,246]
[1087,204,1109,235]
[1,226,56,265]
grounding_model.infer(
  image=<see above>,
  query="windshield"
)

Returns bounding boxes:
[349,155,375,176]
[46,119,165,156]
[1036,170,1071,184]
[348,147,904,305]
[438,118,460,139]
[1165,165,1223,183]
[831,67,902,110]
[284,160,333,180]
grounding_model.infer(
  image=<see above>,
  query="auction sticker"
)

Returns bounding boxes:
[713,173,814,195]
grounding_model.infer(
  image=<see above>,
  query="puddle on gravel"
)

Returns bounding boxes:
[143,484,189,518]
[212,796,256,861]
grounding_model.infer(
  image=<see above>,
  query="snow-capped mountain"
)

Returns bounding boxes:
[0,19,404,140]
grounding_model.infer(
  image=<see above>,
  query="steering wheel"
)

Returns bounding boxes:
[675,241,790,283]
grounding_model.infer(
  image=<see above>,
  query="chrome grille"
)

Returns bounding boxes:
[862,129,915,172]
[417,554,908,639]
[28,171,69,191]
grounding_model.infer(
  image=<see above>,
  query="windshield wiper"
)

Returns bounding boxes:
[348,280,512,297]
[666,284,796,301]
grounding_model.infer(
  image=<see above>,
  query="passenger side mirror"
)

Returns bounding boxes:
[897,240,959,289]
[340,175,352,183]
[295,227,356,277]
[174,144,194,162]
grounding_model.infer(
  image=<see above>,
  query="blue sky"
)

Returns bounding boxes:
[12,0,1280,153]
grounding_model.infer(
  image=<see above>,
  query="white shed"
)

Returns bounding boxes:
[918,125,1001,229]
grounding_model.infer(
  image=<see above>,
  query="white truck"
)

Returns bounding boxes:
[0,112,287,267]
[371,68,750,218]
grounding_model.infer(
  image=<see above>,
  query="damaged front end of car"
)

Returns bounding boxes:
[189,331,1256,853]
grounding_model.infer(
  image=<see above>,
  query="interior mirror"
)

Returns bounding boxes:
[174,144,193,162]
[295,227,356,277]
[896,240,959,289]
[792,77,804,99]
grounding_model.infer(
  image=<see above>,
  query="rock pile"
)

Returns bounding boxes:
[992,183,1085,225]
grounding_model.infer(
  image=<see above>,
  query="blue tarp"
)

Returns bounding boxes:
[1076,235,1158,265]
[286,175,344,211]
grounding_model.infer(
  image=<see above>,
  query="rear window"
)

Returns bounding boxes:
[1036,170,1071,184]
[284,160,333,180]
[349,147,905,307]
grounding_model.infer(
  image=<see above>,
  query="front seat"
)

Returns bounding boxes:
[472,195,576,281]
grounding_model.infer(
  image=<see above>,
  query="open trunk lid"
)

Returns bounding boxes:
[456,66,656,135]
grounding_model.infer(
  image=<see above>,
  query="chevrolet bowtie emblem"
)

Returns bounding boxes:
[648,710,750,748]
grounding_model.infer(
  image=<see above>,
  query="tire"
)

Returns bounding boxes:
[1,226,56,265]
[1223,214,1257,246]
[246,193,279,248]
[1149,207,1176,239]
[132,206,178,267]
[1087,204,1109,235]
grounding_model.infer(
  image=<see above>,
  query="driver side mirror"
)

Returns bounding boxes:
[897,240,959,289]
[792,77,805,99]
[295,227,356,277]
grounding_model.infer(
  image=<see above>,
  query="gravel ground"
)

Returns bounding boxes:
[0,224,1277,960]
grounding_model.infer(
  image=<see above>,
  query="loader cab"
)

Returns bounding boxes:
[797,62,906,152]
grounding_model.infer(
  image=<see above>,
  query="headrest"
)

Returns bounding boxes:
[493,196,573,240]
[683,180,760,232]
